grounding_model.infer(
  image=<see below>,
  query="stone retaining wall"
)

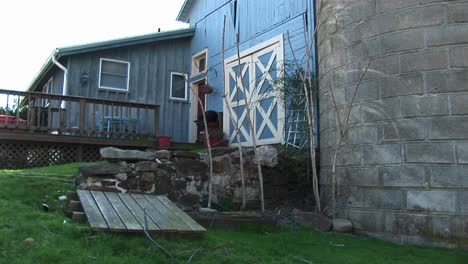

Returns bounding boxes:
[76,147,313,211]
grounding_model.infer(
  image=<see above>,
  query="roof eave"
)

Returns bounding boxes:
[26,50,60,92]
[57,27,195,56]
[176,0,193,23]
[26,28,195,92]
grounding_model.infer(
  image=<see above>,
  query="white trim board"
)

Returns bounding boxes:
[191,48,208,77]
[98,58,131,91]
[170,72,189,101]
[224,34,283,65]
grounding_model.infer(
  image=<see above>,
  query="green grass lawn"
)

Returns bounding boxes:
[0,164,467,264]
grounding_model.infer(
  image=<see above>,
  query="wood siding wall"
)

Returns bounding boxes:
[61,38,192,142]
[185,0,316,112]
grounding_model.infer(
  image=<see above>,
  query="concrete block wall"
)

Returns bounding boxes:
[317,0,468,248]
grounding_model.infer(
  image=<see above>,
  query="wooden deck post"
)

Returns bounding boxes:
[27,94,34,132]
[78,98,86,135]
[77,145,83,162]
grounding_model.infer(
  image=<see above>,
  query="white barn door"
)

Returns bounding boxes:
[224,35,284,146]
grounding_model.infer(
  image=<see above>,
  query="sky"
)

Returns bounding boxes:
[0,0,188,91]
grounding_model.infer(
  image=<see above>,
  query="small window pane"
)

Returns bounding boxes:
[198,58,206,72]
[171,74,186,99]
[102,60,128,76]
[101,74,127,89]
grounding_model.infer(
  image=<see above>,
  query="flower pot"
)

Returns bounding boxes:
[157,136,172,148]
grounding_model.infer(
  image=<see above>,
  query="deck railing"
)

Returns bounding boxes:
[0,89,160,140]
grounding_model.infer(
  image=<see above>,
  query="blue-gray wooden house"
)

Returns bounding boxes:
[27,28,195,142]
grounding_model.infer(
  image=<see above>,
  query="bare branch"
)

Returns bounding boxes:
[143,209,173,258]
[327,84,343,136]
[286,29,321,214]
[220,15,247,210]
[293,256,314,264]
[330,61,370,218]
[186,247,203,264]
[183,74,214,208]
[342,61,370,137]
[234,31,265,212]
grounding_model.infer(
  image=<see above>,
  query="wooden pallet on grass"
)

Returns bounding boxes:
[70,190,206,235]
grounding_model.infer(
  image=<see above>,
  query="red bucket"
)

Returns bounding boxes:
[157,136,172,148]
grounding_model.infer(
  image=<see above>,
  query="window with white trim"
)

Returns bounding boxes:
[99,58,130,91]
[191,49,208,76]
[170,72,188,100]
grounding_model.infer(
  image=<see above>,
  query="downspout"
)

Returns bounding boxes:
[51,50,68,108]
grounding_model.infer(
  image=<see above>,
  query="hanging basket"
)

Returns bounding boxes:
[199,85,214,94]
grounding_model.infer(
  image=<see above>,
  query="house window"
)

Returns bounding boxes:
[191,49,208,76]
[170,72,188,100]
[41,78,53,107]
[99,58,130,91]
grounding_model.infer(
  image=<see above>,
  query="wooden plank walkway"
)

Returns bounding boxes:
[77,190,206,234]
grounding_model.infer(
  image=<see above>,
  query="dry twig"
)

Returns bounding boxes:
[286,27,321,214]
[143,209,173,258]
[220,15,247,210]
[329,61,370,218]
[293,256,314,264]
[183,73,214,208]
[186,247,203,264]
[234,31,265,212]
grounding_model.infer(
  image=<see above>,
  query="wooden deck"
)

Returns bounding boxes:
[0,89,161,168]
[0,131,155,148]
[77,190,206,234]
[0,88,160,143]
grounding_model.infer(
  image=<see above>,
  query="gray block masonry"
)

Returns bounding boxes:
[317,0,468,248]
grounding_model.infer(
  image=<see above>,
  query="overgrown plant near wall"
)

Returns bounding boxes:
[282,1,372,217]
[285,17,321,214]
[276,63,315,151]
[314,1,369,218]
[272,62,318,197]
